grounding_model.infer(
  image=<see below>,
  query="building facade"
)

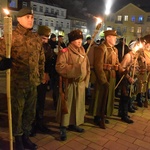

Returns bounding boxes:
[104,3,150,44]
[0,0,89,40]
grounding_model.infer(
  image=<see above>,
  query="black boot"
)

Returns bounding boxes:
[121,96,134,124]
[22,134,37,150]
[99,117,106,129]
[94,116,100,125]
[15,136,25,150]
[136,93,143,107]
[60,126,67,141]
[128,97,135,113]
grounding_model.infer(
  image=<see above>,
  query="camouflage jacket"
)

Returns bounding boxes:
[0,24,45,88]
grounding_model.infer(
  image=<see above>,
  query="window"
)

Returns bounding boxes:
[131,16,135,22]
[138,16,143,22]
[45,7,49,13]
[56,10,59,15]
[61,11,64,16]
[137,27,142,33]
[9,0,18,8]
[34,18,37,25]
[50,20,54,26]
[131,27,134,32]
[124,15,128,21]
[67,22,70,28]
[33,5,37,11]
[22,2,27,7]
[45,20,48,26]
[40,6,43,12]
[61,22,63,27]
[51,8,54,14]
[56,21,59,27]
[117,15,122,21]
[146,27,150,32]
[147,16,150,22]
[39,19,42,25]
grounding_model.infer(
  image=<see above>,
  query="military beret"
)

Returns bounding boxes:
[143,34,150,44]
[104,30,118,37]
[50,33,56,39]
[17,7,33,17]
[68,29,83,43]
[38,25,51,37]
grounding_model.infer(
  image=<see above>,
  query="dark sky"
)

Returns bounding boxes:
[50,0,150,32]
[53,0,150,18]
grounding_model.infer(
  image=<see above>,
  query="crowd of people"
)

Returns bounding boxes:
[0,7,150,150]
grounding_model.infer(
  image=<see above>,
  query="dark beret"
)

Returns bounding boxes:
[17,7,33,17]
[68,29,83,43]
[38,26,51,37]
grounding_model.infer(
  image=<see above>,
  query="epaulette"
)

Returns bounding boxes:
[61,48,68,53]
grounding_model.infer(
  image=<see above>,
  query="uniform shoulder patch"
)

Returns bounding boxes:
[61,48,68,53]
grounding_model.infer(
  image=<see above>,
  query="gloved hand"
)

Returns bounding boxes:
[103,82,109,88]
[0,57,12,71]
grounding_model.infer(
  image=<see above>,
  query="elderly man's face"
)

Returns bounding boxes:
[71,38,83,48]
[106,35,117,46]
[17,14,34,29]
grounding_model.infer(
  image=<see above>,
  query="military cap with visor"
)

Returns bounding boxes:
[68,29,83,43]
[104,30,118,37]
[17,7,33,17]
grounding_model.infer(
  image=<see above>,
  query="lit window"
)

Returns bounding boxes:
[131,27,134,32]
[131,16,135,22]
[138,16,143,22]
[124,15,128,21]
[146,27,150,32]
[137,27,142,33]
[117,15,122,21]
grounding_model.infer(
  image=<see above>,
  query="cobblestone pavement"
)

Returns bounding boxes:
[0,71,150,150]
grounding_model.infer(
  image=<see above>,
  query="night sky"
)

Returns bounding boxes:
[53,0,150,18]
[50,0,150,33]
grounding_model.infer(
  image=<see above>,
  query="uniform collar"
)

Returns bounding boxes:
[16,23,32,35]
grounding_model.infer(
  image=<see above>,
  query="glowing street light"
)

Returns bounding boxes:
[104,0,113,15]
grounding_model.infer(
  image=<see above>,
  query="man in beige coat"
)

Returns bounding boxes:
[56,29,90,141]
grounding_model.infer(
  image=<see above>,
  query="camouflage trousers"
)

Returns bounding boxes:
[11,85,37,136]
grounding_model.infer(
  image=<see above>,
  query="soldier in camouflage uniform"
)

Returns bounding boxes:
[30,25,53,136]
[56,29,90,141]
[0,7,45,150]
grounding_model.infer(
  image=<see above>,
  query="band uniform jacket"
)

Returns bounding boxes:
[55,43,90,126]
